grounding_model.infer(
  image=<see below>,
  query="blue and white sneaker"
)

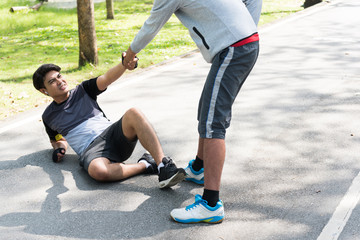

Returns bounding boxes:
[170,194,224,224]
[184,159,204,185]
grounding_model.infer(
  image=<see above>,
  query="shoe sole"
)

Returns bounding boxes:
[159,168,186,188]
[185,177,204,185]
[171,216,224,224]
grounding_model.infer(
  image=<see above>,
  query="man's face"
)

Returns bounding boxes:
[42,70,69,99]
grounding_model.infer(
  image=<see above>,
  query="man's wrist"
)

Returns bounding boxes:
[121,53,125,66]
[52,148,65,162]
[122,52,139,69]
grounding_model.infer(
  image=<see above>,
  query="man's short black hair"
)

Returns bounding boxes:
[33,64,61,90]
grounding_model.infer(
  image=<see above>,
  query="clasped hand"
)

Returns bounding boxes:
[122,48,139,70]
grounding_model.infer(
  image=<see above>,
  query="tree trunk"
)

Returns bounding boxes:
[77,0,98,67]
[9,6,28,12]
[30,2,44,11]
[106,0,114,20]
[304,0,322,8]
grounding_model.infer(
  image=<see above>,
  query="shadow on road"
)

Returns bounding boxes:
[0,150,201,239]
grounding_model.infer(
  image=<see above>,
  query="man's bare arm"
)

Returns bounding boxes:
[97,55,138,91]
[96,62,126,91]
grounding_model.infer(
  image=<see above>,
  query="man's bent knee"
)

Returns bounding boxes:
[124,107,144,120]
[122,108,146,141]
[88,158,113,181]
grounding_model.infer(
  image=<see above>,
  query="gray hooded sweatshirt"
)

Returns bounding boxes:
[130,0,262,63]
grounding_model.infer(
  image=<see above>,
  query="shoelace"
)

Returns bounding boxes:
[185,198,208,211]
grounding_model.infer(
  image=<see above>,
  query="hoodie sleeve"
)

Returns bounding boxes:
[130,0,181,53]
[242,0,263,26]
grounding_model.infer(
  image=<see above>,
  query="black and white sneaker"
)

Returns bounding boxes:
[158,157,185,188]
[138,153,158,174]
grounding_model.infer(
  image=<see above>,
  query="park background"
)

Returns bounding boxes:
[0,0,308,120]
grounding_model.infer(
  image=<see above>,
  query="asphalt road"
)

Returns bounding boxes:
[1,0,359,239]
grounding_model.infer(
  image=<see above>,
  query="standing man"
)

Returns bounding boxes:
[123,0,262,223]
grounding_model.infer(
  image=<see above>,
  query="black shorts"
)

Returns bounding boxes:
[79,117,138,171]
[198,41,259,139]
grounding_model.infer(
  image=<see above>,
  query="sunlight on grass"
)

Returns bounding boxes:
[0,0,304,120]
[260,0,304,25]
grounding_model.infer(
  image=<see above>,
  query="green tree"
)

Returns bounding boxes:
[106,0,114,19]
[77,0,98,66]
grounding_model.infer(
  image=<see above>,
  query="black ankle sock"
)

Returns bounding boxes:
[192,156,203,171]
[202,189,219,207]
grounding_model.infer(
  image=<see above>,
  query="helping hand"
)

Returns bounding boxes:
[122,48,139,70]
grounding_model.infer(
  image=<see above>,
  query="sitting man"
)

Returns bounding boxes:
[32,59,185,187]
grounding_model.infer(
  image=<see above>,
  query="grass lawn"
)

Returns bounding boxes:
[0,0,305,119]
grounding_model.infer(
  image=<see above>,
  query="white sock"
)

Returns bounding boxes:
[139,160,151,168]
[157,162,165,173]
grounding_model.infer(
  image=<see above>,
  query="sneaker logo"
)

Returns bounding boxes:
[203,218,214,223]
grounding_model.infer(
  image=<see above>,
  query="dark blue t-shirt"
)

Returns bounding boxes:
[42,78,112,155]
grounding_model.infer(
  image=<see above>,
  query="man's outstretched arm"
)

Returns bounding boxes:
[97,55,138,91]
[96,62,126,91]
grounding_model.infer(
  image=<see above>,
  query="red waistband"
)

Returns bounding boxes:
[231,33,259,47]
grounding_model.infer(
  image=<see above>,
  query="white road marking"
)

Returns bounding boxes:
[0,115,40,135]
[317,171,360,240]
